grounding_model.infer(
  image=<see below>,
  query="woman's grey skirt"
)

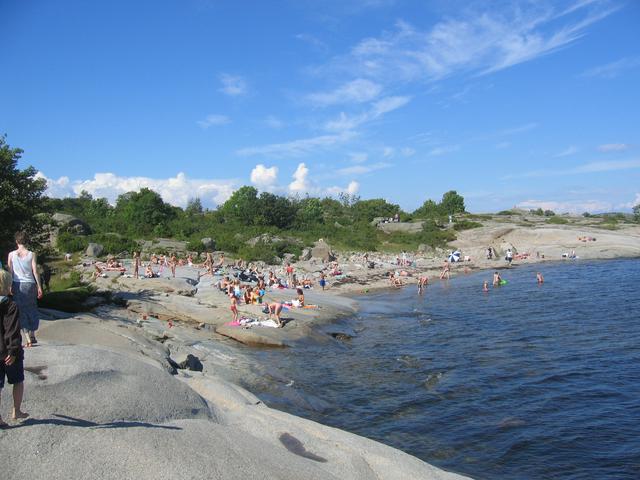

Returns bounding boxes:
[12,281,39,332]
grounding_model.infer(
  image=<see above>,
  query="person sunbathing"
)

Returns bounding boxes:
[145,264,157,278]
[296,288,305,307]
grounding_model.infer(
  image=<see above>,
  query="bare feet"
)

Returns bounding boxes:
[12,410,29,421]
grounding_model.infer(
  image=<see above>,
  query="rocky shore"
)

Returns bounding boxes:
[4,221,639,479]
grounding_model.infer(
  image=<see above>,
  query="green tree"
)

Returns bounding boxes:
[219,186,260,225]
[296,197,324,227]
[256,192,295,228]
[633,204,640,222]
[413,199,439,218]
[185,197,203,216]
[439,190,466,215]
[0,136,48,257]
[351,198,400,222]
[113,188,175,236]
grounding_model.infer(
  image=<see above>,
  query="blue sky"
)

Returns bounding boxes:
[1,0,639,213]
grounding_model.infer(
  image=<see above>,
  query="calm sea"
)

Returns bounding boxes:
[247,259,640,479]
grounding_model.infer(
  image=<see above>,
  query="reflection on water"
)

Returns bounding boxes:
[247,259,640,480]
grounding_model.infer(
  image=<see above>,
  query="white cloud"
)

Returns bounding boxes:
[320,2,616,83]
[581,56,640,79]
[307,78,383,106]
[288,163,311,193]
[382,146,395,157]
[554,145,578,157]
[598,143,630,152]
[250,164,279,189]
[236,131,356,158]
[337,162,392,176]
[429,145,459,156]
[326,180,361,196]
[39,171,237,207]
[324,95,410,132]
[218,73,247,96]
[516,199,613,214]
[197,114,231,129]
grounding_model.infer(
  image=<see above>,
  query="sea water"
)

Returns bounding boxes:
[248,259,640,479]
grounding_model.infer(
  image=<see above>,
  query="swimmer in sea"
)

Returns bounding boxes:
[536,272,544,284]
[483,280,489,292]
[493,271,501,286]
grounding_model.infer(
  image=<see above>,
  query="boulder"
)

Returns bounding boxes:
[246,233,282,247]
[175,353,204,372]
[86,243,104,257]
[201,237,215,250]
[283,253,296,264]
[53,212,92,235]
[311,239,335,262]
[299,248,312,261]
[370,216,386,226]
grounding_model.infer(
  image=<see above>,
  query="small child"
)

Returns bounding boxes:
[536,272,544,284]
[229,292,238,322]
[0,269,29,427]
[319,273,326,291]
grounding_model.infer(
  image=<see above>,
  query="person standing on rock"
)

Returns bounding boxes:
[7,231,42,347]
[170,253,177,278]
[0,269,29,427]
[133,252,141,279]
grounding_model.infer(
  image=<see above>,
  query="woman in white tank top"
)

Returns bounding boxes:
[7,231,42,347]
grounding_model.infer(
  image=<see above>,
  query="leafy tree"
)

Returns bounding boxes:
[440,190,466,215]
[185,197,203,216]
[219,186,260,225]
[633,204,640,223]
[0,135,48,257]
[413,199,439,218]
[544,210,556,217]
[256,192,295,228]
[351,198,400,222]
[113,188,175,236]
[296,197,324,227]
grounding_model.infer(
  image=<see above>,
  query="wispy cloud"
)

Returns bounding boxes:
[337,162,392,175]
[324,95,410,132]
[499,122,538,136]
[505,158,640,179]
[307,78,383,107]
[197,114,231,129]
[316,1,617,83]
[429,145,459,156]
[295,33,328,53]
[218,73,248,96]
[554,145,579,157]
[598,143,630,152]
[236,131,356,158]
[581,56,640,79]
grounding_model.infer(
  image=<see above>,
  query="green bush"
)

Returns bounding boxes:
[56,232,88,253]
[89,233,138,255]
[497,210,515,216]
[547,216,568,224]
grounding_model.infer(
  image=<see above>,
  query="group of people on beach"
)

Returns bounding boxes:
[1,231,42,427]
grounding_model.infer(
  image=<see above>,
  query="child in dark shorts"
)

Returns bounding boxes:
[0,269,29,427]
